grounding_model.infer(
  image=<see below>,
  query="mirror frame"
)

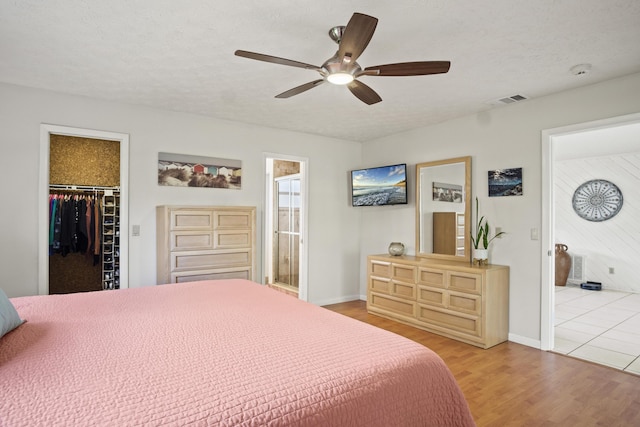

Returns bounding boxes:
[415,156,472,262]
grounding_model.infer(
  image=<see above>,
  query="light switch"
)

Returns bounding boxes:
[132,224,140,236]
[530,228,538,240]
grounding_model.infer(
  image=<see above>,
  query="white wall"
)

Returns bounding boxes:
[0,83,362,305]
[2,72,640,345]
[555,152,640,292]
[360,72,640,344]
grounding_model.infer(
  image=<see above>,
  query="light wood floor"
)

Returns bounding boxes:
[324,300,640,427]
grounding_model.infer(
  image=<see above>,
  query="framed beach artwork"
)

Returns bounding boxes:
[158,152,242,189]
[488,168,522,197]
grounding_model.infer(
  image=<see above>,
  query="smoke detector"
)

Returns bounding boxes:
[570,63,592,76]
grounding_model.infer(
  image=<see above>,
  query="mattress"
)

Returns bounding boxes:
[1,279,474,426]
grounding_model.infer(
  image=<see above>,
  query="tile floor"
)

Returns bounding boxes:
[554,284,640,374]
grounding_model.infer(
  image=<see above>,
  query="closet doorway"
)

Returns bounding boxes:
[264,155,308,301]
[39,125,129,295]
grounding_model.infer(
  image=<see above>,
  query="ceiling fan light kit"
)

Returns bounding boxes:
[235,12,451,105]
[326,72,354,85]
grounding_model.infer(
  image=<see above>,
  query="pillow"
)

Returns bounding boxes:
[0,288,25,338]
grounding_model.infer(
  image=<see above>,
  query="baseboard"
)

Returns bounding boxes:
[314,295,362,307]
[508,333,541,349]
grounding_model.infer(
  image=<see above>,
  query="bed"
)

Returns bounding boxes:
[1,279,475,426]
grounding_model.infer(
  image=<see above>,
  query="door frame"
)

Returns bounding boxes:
[38,124,130,295]
[540,112,640,350]
[263,153,309,301]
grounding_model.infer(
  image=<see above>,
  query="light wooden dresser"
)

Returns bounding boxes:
[156,206,256,284]
[367,254,509,348]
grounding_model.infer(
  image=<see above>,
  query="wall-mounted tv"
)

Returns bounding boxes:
[351,163,408,206]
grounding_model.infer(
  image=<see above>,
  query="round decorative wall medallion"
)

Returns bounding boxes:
[572,179,623,222]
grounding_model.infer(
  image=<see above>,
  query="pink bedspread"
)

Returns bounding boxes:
[1,280,474,426]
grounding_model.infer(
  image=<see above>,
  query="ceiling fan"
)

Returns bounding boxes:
[234,12,450,105]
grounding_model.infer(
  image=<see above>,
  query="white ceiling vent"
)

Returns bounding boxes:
[486,94,530,106]
[497,94,528,104]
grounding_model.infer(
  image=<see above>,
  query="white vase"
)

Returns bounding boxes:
[473,248,488,265]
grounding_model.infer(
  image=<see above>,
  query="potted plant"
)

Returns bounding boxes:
[471,197,505,265]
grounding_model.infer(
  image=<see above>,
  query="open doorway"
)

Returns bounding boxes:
[39,124,129,295]
[263,154,309,301]
[540,114,640,363]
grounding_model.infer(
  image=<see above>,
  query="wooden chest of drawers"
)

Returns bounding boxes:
[367,254,509,348]
[156,206,256,284]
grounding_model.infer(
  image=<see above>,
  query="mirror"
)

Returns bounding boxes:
[415,156,471,261]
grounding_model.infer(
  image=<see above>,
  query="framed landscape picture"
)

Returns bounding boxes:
[158,152,242,189]
[488,168,522,197]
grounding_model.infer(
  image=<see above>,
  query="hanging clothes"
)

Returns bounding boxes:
[48,190,106,265]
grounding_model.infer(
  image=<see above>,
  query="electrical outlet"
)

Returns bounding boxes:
[495,227,503,237]
[609,267,615,274]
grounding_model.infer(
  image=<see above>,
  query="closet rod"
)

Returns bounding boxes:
[49,184,120,192]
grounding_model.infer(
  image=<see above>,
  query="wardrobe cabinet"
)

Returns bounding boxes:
[367,254,509,349]
[156,206,256,284]
[433,212,465,256]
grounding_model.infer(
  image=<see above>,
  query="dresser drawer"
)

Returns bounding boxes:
[369,276,391,294]
[417,285,445,307]
[418,268,445,288]
[171,267,251,283]
[214,229,252,249]
[170,231,214,251]
[448,290,481,315]
[170,210,214,230]
[370,260,391,278]
[416,304,481,337]
[391,280,416,299]
[448,271,482,294]
[392,263,417,282]
[369,292,416,317]
[214,210,253,229]
[171,249,251,271]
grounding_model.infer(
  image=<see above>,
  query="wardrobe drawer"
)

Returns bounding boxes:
[416,305,481,337]
[369,260,391,278]
[418,268,445,288]
[171,249,251,271]
[448,271,482,295]
[171,267,252,283]
[214,229,252,249]
[369,276,391,294]
[170,231,213,251]
[170,210,214,230]
[369,292,416,317]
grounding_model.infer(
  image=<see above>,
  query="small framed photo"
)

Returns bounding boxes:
[488,168,522,197]
[432,182,463,203]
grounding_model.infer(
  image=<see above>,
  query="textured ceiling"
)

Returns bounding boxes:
[1,0,639,142]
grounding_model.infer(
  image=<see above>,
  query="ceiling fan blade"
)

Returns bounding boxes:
[361,61,451,76]
[275,79,325,99]
[337,13,378,63]
[347,80,382,105]
[235,50,321,71]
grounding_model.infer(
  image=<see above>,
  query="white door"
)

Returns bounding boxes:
[263,154,309,301]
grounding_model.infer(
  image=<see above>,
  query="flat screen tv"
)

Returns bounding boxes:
[351,163,408,206]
